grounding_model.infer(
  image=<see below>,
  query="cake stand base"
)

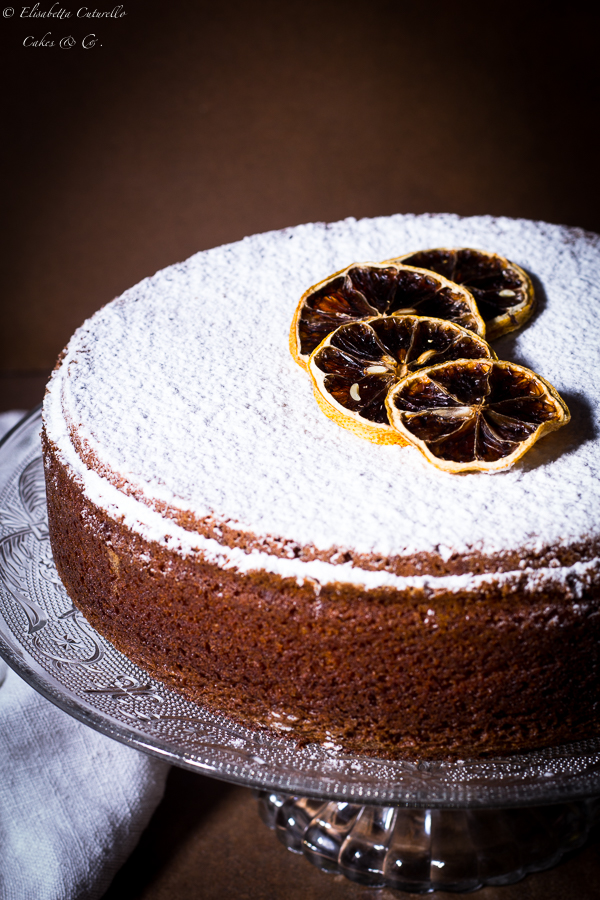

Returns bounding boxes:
[257,792,600,893]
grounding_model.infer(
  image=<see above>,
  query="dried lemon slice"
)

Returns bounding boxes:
[290,262,485,369]
[386,359,569,472]
[309,315,495,445]
[392,248,535,341]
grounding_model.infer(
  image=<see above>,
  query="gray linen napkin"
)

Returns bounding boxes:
[0,411,170,900]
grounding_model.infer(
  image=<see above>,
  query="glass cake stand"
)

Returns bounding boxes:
[1,409,599,893]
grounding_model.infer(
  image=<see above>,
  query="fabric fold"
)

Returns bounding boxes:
[0,411,170,900]
[0,667,169,900]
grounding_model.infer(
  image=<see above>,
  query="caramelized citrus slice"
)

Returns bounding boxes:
[290,262,485,369]
[386,359,569,472]
[392,248,535,341]
[309,316,495,445]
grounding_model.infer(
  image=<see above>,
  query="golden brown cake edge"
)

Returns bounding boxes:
[42,427,600,761]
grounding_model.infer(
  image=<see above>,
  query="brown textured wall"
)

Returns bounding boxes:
[1,1,600,389]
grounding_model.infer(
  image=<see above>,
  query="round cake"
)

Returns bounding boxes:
[42,213,600,760]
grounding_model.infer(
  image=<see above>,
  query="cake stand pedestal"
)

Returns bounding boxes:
[257,792,599,892]
[1,410,600,895]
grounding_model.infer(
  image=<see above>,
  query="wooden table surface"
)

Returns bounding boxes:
[2,2,600,896]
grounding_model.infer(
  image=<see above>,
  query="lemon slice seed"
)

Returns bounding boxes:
[415,349,438,365]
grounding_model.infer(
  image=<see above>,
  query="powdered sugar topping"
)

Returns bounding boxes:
[43,213,600,568]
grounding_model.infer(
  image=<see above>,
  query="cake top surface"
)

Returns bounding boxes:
[44,213,600,571]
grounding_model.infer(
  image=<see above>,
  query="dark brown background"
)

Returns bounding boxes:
[2,2,600,896]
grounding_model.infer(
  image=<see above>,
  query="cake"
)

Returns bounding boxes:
[42,213,600,760]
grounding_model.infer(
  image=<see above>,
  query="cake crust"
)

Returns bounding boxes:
[44,428,600,760]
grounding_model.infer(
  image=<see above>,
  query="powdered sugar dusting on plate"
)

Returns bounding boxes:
[43,214,600,565]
